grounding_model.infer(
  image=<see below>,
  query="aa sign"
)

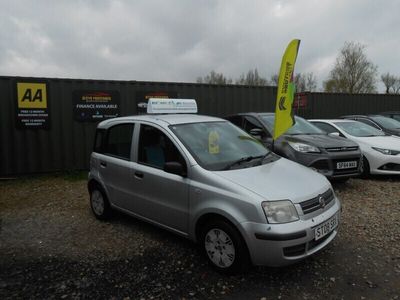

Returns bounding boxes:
[15,82,50,129]
[17,83,48,109]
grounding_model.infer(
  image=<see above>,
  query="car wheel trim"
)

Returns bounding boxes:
[204,228,236,268]
[91,190,104,216]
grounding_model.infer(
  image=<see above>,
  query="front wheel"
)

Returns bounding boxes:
[360,156,370,178]
[201,220,250,274]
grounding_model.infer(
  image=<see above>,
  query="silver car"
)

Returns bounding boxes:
[88,103,341,274]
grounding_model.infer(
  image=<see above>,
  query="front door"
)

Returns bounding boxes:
[128,123,190,234]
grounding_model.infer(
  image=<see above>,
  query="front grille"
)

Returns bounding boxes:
[283,244,306,257]
[308,231,334,251]
[325,146,359,152]
[300,189,334,215]
[310,160,329,170]
[283,231,335,258]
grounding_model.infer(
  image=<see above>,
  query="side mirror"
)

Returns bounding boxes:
[328,132,340,137]
[249,128,265,139]
[164,161,186,177]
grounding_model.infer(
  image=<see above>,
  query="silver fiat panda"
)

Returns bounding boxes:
[88,99,341,274]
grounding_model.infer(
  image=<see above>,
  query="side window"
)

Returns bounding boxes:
[243,116,271,137]
[93,129,105,153]
[313,122,338,134]
[104,124,134,160]
[227,116,243,127]
[138,124,186,170]
[358,118,381,130]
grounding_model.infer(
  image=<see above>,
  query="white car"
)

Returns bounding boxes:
[310,119,400,175]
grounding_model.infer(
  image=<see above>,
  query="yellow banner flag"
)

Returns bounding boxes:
[273,39,301,140]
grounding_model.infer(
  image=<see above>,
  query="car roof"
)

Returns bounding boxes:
[225,112,274,117]
[97,114,224,129]
[309,119,358,123]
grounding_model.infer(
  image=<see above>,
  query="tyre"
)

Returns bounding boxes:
[360,156,370,178]
[201,219,250,274]
[89,184,112,220]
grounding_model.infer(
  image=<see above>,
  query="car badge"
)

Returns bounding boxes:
[319,196,326,208]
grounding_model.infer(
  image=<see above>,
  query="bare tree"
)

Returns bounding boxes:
[270,74,279,86]
[271,72,317,92]
[196,70,233,84]
[381,73,399,94]
[236,68,269,86]
[323,41,378,93]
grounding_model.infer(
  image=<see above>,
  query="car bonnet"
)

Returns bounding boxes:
[213,157,331,204]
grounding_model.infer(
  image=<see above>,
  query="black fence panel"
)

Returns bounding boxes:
[0,76,276,176]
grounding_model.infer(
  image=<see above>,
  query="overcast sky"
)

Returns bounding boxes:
[0,0,398,91]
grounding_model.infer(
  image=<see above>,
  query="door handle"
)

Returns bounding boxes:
[100,161,107,168]
[134,171,144,179]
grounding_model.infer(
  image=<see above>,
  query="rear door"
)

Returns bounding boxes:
[128,123,190,234]
[97,122,135,210]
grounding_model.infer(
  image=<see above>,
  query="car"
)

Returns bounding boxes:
[88,99,341,274]
[340,114,400,137]
[379,111,400,122]
[310,119,400,176]
[224,113,362,180]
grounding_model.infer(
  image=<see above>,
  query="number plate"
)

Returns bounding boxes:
[336,161,357,169]
[314,213,339,241]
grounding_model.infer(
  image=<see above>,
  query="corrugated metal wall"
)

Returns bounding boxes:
[0,76,276,176]
[295,92,400,119]
[2,76,400,176]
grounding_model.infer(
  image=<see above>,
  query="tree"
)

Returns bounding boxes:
[235,68,269,86]
[270,72,317,92]
[381,73,400,94]
[293,72,317,92]
[323,41,378,93]
[196,70,233,84]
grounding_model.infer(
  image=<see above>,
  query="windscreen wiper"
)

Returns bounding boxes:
[223,154,266,170]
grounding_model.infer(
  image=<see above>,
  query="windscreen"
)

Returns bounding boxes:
[334,121,385,137]
[170,121,270,171]
[370,116,400,129]
[261,115,325,135]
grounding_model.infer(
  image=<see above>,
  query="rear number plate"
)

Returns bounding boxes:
[336,161,357,169]
[314,213,339,241]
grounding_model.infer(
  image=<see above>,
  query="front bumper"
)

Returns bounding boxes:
[289,150,362,179]
[366,150,400,174]
[241,196,341,267]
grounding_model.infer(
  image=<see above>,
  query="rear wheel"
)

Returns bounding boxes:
[90,185,112,220]
[201,219,250,274]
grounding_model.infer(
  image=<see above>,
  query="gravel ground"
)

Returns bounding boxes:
[0,174,399,299]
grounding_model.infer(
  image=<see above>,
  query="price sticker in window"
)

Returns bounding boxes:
[208,130,220,154]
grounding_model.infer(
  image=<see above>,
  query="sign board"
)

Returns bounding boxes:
[16,82,50,129]
[294,93,308,108]
[147,98,197,114]
[73,90,120,121]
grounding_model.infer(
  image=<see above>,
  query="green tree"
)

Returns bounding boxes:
[323,42,378,93]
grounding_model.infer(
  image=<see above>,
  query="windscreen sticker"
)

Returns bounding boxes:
[208,130,220,154]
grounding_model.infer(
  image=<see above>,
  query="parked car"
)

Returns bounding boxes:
[379,111,400,122]
[88,99,341,274]
[310,119,400,175]
[224,113,362,180]
[341,114,400,137]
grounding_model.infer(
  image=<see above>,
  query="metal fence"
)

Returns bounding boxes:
[0,76,276,176]
[2,76,400,176]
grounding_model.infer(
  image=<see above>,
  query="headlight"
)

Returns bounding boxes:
[262,200,299,224]
[372,147,400,155]
[288,142,320,153]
